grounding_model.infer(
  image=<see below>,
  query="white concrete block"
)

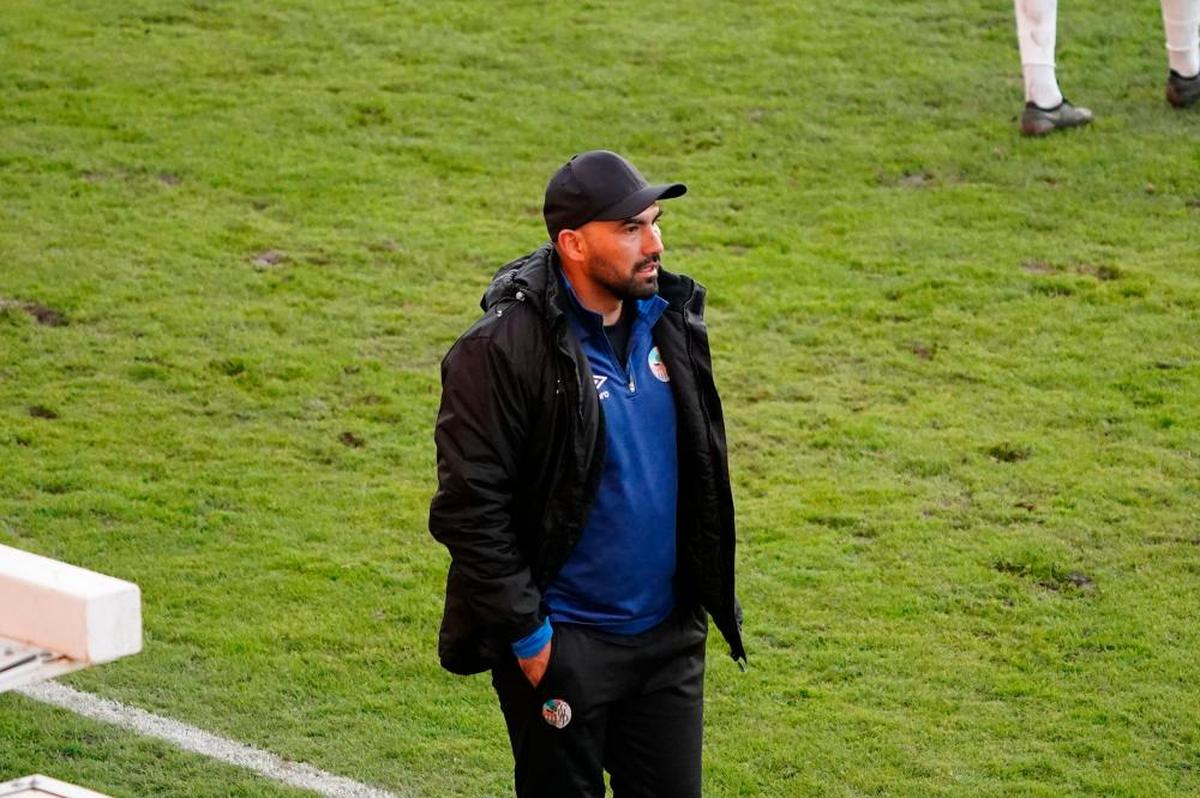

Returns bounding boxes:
[0,545,141,664]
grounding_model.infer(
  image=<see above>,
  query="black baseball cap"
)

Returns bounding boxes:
[543,150,687,241]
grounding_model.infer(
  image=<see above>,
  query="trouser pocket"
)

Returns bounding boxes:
[536,624,569,697]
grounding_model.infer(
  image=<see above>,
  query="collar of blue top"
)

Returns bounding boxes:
[557,270,669,339]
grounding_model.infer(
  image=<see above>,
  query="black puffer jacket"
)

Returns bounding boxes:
[429,243,745,675]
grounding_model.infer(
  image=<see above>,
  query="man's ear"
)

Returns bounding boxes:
[555,228,586,262]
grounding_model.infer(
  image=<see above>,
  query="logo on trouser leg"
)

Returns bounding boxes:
[542,699,572,729]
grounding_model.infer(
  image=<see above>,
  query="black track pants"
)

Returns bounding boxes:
[491,606,708,798]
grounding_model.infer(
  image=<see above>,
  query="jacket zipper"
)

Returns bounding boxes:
[679,285,747,669]
[555,322,585,419]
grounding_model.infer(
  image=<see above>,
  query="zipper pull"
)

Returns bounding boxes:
[628,376,636,392]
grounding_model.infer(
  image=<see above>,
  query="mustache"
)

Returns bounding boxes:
[636,254,661,270]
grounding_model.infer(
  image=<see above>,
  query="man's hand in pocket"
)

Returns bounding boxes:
[518,640,552,688]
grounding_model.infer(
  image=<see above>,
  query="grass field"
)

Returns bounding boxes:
[2,0,1199,795]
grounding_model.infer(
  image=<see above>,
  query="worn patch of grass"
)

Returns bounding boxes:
[2,0,1198,796]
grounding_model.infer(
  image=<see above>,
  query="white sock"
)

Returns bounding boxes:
[1161,0,1200,77]
[1015,0,1064,107]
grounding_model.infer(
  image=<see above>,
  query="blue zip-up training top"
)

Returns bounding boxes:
[512,273,680,657]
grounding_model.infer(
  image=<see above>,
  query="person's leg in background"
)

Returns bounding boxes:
[1162,0,1200,107]
[1014,0,1094,135]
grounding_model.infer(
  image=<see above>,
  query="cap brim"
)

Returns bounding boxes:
[593,182,687,222]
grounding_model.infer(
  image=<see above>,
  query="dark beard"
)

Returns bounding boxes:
[590,254,660,301]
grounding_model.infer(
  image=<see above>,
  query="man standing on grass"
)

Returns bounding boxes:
[429,150,745,797]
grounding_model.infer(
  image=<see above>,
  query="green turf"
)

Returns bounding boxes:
[2,0,1198,795]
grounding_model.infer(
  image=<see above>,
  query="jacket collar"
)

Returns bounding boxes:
[657,268,703,315]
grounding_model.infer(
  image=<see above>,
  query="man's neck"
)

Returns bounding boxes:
[596,300,623,327]
[561,263,622,325]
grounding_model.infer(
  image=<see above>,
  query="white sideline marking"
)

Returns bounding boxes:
[17,682,408,798]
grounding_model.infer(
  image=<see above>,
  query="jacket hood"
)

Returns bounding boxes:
[481,242,558,315]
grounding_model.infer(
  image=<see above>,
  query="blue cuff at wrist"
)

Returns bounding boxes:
[511,617,553,659]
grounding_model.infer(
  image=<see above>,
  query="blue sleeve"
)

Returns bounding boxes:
[511,617,553,659]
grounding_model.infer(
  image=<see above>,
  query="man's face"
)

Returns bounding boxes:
[578,203,664,302]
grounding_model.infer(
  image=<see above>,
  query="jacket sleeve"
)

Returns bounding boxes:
[428,333,544,644]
